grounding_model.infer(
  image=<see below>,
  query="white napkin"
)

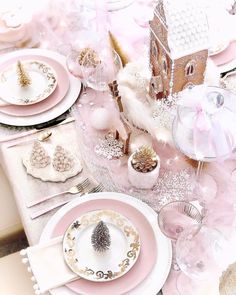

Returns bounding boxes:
[21,236,78,294]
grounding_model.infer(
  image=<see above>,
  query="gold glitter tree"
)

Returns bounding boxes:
[131,146,158,173]
[108,31,129,67]
[17,61,32,87]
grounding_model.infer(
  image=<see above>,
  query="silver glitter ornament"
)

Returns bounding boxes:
[91,221,111,252]
[95,137,124,159]
[152,95,178,130]
[153,169,194,207]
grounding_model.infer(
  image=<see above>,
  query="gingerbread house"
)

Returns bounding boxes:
[149,0,209,99]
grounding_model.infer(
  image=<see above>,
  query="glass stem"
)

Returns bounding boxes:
[196,160,204,181]
[82,82,87,95]
[196,161,208,217]
[171,240,180,271]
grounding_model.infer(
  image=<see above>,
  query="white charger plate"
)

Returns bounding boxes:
[40,192,172,295]
[0,49,81,126]
[0,60,57,105]
[209,41,230,57]
[63,209,140,282]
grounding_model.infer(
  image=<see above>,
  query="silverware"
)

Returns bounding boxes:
[30,183,104,220]
[7,130,53,149]
[27,178,90,208]
[0,117,75,144]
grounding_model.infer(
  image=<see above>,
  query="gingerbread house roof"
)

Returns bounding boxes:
[154,0,209,59]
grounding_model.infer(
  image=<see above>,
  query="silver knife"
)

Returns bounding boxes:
[0,117,75,144]
[5,117,75,148]
[30,198,73,219]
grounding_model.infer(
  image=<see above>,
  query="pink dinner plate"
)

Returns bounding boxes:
[0,54,69,116]
[51,198,157,295]
[211,40,236,66]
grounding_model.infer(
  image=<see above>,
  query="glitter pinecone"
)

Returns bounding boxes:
[77,47,100,68]
[131,146,158,173]
[91,221,111,252]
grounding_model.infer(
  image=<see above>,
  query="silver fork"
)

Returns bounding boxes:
[30,183,104,219]
[27,178,90,208]
[85,183,104,195]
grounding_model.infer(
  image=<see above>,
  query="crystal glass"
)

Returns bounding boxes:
[67,49,99,80]
[176,271,219,295]
[87,48,122,91]
[172,86,236,162]
[158,201,202,272]
[158,201,202,241]
[176,224,226,280]
[172,86,236,210]
[66,48,98,102]
[67,47,122,92]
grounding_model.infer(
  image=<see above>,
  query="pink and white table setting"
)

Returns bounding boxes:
[2,1,236,295]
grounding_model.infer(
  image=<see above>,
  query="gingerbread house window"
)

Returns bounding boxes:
[151,75,163,94]
[152,41,158,58]
[185,60,196,77]
[162,56,168,74]
[183,82,195,90]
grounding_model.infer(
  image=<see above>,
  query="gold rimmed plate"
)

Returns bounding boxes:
[0,60,57,105]
[219,262,236,295]
[63,209,141,282]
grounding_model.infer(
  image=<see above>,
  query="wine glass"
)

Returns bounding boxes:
[158,201,203,270]
[172,86,236,211]
[176,271,219,295]
[158,201,203,240]
[176,224,225,279]
[67,46,122,94]
[66,48,98,103]
[175,224,226,294]
[86,48,122,91]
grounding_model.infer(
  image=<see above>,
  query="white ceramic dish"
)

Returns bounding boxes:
[63,209,140,282]
[0,60,57,105]
[0,49,81,126]
[40,192,172,295]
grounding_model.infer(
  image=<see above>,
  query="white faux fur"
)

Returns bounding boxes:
[116,57,221,141]
[118,85,157,137]
[204,58,221,87]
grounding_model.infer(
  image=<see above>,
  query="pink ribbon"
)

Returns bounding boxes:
[95,0,109,36]
[179,87,234,160]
